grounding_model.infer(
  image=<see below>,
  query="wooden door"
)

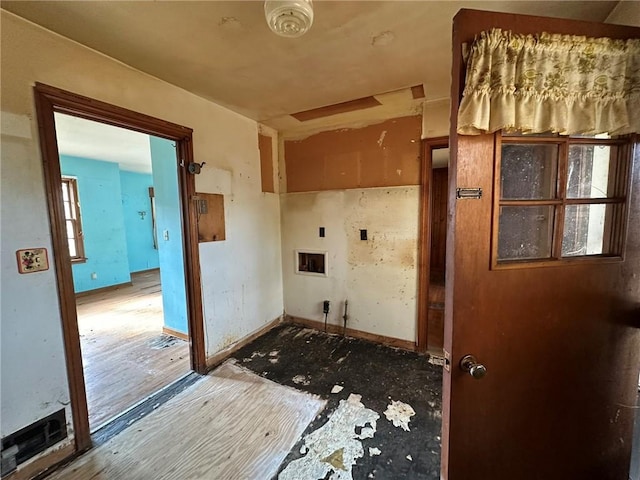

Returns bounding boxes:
[442,10,640,480]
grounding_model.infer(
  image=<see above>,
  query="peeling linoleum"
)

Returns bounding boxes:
[232,323,443,480]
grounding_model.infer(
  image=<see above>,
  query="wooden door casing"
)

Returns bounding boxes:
[443,10,640,480]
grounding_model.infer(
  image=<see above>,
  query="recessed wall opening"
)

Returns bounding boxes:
[295,251,327,276]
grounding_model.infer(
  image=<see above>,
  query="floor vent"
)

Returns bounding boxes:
[1,409,67,476]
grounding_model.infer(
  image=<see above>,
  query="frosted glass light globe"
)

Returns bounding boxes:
[264,0,314,38]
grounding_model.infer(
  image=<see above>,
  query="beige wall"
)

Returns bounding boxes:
[279,117,423,343]
[281,187,420,342]
[422,98,450,139]
[0,10,283,471]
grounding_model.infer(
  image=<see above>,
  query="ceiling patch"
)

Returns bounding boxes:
[291,97,382,122]
[411,84,425,99]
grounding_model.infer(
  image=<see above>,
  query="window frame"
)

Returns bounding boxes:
[61,176,87,263]
[491,134,632,270]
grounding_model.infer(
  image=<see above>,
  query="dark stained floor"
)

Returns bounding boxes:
[231,324,443,480]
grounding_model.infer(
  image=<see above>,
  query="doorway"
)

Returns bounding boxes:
[417,136,449,354]
[34,83,206,451]
[54,113,192,431]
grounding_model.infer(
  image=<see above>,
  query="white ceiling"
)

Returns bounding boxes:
[54,113,153,174]
[2,1,628,136]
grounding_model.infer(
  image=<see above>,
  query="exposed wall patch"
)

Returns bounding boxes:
[291,97,381,122]
[411,85,425,99]
[384,400,415,431]
[278,393,379,480]
[377,130,387,147]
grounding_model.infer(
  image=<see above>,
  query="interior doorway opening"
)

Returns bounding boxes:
[35,83,206,451]
[53,113,192,432]
[417,136,449,356]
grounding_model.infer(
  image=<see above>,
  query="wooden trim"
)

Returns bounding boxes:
[205,316,284,369]
[75,281,133,298]
[34,86,92,452]
[287,315,417,352]
[162,326,189,341]
[34,83,193,139]
[132,267,161,275]
[291,96,381,122]
[417,136,449,352]
[492,132,633,269]
[5,442,75,480]
[33,83,206,459]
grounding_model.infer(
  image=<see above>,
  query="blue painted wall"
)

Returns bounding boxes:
[60,155,131,293]
[150,137,188,335]
[120,170,160,273]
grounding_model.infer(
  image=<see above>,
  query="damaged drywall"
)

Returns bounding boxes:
[279,394,380,480]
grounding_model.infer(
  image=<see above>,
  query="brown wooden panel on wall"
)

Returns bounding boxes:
[196,193,225,242]
[258,133,275,193]
[285,115,422,192]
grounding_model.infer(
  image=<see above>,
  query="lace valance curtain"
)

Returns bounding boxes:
[457,29,640,136]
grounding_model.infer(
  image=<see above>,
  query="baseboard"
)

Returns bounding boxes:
[5,442,75,480]
[286,315,416,351]
[130,268,160,275]
[162,326,189,341]
[205,316,284,369]
[75,281,132,298]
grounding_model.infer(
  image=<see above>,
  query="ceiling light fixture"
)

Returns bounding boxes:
[264,0,314,38]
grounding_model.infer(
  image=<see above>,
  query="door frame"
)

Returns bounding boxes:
[34,83,207,452]
[417,136,449,352]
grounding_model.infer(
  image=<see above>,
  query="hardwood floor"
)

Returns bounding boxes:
[76,270,190,430]
[48,361,325,480]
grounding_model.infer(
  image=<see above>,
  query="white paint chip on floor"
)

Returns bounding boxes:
[406,454,413,461]
[369,447,381,456]
[279,393,380,480]
[48,361,326,480]
[293,375,311,386]
[331,385,344,394]
[384,400,416,432]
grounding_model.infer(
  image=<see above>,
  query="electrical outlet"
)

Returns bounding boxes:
[163,230,169,241]
[16,248,49,274]
[91,272,97,280]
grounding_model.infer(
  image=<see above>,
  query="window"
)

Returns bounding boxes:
[493,135,631,267]
[61,177,86,262]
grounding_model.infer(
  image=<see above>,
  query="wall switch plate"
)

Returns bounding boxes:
[16,248,49,274]
[163,230,169,241]
[360,229,367,241]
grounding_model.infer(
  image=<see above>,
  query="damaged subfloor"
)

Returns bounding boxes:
[232,324,443,480]
[46,323,441,480]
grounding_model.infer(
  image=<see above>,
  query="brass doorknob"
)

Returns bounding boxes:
[459,354,487,379]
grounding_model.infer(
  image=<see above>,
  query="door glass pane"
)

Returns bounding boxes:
[567,145,617,199]
[562,204,616,257]
[501,144,558,200]
[498,206,554,261]
[63,201,72,219]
